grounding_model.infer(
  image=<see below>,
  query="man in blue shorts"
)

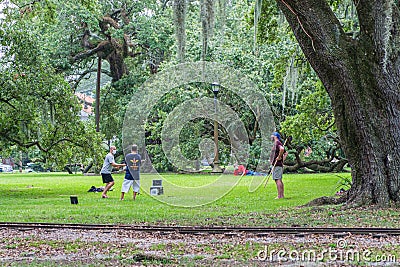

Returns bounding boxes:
[100,145,126,198]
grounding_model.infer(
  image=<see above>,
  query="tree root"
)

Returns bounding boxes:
[304,194,347,206]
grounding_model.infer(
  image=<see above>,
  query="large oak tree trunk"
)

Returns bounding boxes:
[275,0,400,206]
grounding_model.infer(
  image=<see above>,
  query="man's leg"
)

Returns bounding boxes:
[275,179,284,199]
[273,166,284,199]
[132,180,140,200]
[133,180,140,200]
[121,179,131,200]
[102,181,114,198]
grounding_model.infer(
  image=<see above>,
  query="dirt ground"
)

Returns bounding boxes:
[0,227,399,266]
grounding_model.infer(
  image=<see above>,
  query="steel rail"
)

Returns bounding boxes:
[0,222,399,236]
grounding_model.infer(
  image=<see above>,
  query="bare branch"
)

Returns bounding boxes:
[18,0,41,10]
[162,0,172,11]
[0,98,17,109]
[316,120,336,132]
[69,68,112,91]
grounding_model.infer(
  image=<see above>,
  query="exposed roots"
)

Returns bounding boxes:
[304,194,347,206]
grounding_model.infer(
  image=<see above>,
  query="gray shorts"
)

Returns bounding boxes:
[121,179,140,193]
[272,166,283,180]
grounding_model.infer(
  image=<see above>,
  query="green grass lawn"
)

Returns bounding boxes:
[0,172,352,226]
[2,172,400,267]
[2,171,399,227]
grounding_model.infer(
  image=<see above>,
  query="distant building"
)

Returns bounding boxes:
[75,93,94,121]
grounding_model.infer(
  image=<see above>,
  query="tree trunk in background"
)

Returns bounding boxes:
[83,162,93,174]
[275,0,400,206]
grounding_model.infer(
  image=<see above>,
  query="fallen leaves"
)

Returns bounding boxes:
[0,227,399,266]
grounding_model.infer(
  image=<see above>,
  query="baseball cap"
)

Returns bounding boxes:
[271,132,282,141]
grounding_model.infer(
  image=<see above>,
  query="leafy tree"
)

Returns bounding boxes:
[273,0,400,206]
[243,0,346,172]
[145,0,341,172]
[17,0,176,167]
[66,1,175,158]
[61,0,175,83]
[0,1,103,170]
[282,81,347,172]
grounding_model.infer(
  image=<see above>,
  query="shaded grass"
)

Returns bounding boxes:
[1,172,398,227]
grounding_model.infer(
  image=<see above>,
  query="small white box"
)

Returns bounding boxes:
[150,188,159,196]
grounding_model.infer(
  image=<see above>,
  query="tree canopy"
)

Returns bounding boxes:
[4,0,395,206]
[0,0,104,169]
[1,0,346,172]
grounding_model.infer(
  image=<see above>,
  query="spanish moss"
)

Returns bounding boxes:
[254,0,263,53]
[217,0,227,35]
[173,0,187,62]
[200,0,215,60]
[282,55,298,116]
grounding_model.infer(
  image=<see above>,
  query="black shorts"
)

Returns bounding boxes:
[101,173,114,184]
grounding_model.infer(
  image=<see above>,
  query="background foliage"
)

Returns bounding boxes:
[0,0,352,172]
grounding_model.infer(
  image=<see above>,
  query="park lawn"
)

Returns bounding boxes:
[0,171,397,227]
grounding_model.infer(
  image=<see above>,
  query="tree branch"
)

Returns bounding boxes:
[0,98,17,109]
[162,0,171,11]
[72,41,111,62]
[285,141,346,172]
[18,0,41,9]
[316,120,336,132]
[69,68,112,91]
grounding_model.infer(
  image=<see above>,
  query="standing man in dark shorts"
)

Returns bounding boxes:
[270,132,285,199]
[100,145,126,198]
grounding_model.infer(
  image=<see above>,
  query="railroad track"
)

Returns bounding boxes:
[0,222,399,236]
